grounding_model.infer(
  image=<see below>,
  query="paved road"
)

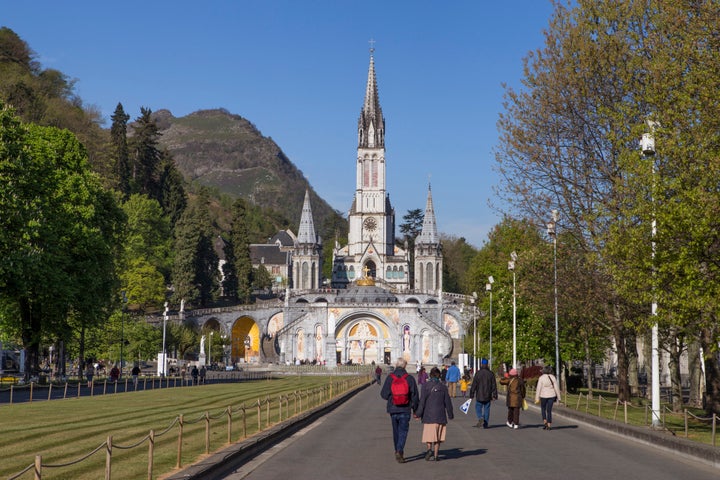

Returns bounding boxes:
[221,382,719,480]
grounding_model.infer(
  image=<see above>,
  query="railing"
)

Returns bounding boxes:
[8,375,369,480]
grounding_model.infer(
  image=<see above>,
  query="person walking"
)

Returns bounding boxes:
[417,366,428,390]
[380,358,419,464]
[199,365,207,384]
[534,365,562,430]
[416,367,454,461]
[109,364,120,382]
[499,368,526,429]
[374,364,383,385]
[131,364,141,388]
[191,365,199,385]
[469,358,498,428]
[459,372,470,398]
[445,361,461,398]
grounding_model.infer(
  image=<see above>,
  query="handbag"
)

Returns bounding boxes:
[522,398,528,410]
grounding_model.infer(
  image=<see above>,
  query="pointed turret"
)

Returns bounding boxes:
[417,184,439,245]
[358,50,385,149]
[297,189,317,244]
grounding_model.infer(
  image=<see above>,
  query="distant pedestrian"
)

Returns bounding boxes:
[440,365,448,384]
[469,358,498,428]
[460,373,470,397]
[131,364,141,388]
[374,365,383,385]
[380,358,419,464]
[416,367,454,461]
[85,363,94,387]
[417,366,428,389]
[191,365,199,385]
[109,364,120,382]
[199,365,207,384]
[499,368,526,429]
[535,365,562,430]
[445,361,461,398]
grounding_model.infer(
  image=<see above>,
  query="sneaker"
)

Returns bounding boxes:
[395,452,405,463]
[473,421,483,428]
[506,421,513,428]
[513,424,519,429]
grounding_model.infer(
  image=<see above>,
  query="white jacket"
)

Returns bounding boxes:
[535,373,562,401]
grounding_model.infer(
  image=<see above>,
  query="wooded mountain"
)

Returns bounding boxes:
[152,108,346,242]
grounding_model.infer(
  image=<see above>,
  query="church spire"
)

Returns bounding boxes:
[417,184,439,245]
[358,44,385,149]
[297,189,317,244]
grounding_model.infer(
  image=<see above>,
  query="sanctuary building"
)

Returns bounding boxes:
[192,50,465,367]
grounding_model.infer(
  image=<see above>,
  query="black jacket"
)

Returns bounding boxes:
[416,379,454,424]
[469,366,498,402]
[380,367,419,414]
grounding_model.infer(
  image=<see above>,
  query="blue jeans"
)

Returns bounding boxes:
[390,412,411,453]
[475,400,491,424]
[540,396,557,423]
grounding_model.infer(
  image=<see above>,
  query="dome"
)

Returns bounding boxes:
[336,284,397,304]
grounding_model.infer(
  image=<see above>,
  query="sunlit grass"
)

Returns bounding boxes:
[1,376,364,480]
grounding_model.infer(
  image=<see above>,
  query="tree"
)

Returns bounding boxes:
[0,104,124,379]
[229,198,253,303]
[171,199,219,308]
[110,102,131,198]
[252,264,273,291]
[130,107,162,199]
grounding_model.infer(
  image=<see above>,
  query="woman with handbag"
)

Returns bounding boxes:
[499,368,526,429]
[534,365,562,430]
[416,367,454,461]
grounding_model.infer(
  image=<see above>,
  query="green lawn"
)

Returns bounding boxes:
[1,376,365,480]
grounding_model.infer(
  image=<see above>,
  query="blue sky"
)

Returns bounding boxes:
[2,1,555,248]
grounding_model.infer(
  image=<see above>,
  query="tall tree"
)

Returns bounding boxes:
[110,102,131,198]
[130,107,162,199]
[229,198,253,303]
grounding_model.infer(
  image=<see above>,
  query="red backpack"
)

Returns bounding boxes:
[390,373,410,406]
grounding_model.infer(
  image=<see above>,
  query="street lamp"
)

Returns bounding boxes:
[508,251,518,369]
[209,331,214,367]
[642,120,661,428]
[547,210,560,388]
[472,292,477,372]
[161,302,168,377]
[486,276,494,370]
[121,291,127,372]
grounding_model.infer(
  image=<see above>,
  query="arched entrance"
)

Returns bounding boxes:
[336,316,389,365]
[231,316,260,364]
[364,260,377,278]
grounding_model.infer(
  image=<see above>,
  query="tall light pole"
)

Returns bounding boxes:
[642,120,661,428]
[547,210,560,387]
[508,251,518,369]
[161,302,168,377]
[486,276,494,370]
[209,331,214,366]
[472,292,478,372]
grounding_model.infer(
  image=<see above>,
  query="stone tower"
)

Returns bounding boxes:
[293,189,322,289]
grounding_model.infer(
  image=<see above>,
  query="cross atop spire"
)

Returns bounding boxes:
[369,38,375,55]
[358,47,385,149]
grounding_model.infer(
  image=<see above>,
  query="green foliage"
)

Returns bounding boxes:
[252,264,273,291]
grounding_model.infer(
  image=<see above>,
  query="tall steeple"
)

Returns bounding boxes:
[297,189,317,244]
[358,47,385,149]
[417,184,439,245]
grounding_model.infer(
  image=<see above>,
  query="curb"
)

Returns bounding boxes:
[163,382,370,480]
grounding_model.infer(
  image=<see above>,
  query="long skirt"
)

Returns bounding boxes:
[421,423,447,443]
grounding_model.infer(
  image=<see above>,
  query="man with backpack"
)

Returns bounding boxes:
[380,358,419,464]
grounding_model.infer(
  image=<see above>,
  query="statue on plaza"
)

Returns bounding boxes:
[200,335,206,355]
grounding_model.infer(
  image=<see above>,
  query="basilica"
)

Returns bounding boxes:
[193,50,466,367]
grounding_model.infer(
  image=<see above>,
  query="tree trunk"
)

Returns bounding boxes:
[19,297,41,382]
[612,308,631,402]
[687,339,703,408]
[627,331,640,397]
[667,328,684,412]
[701,326,720,415]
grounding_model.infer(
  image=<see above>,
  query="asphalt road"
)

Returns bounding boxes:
[220,382,719,480]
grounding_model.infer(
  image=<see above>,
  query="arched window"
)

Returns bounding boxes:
[301,262,309,289]
[425,262,434,290]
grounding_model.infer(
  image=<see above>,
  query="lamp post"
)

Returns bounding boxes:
[472,292,478,372]
[209,331,214,367]
[120,291,127,372]
[486,276,494,370]
[547,210,560,387]
[508,251,518,369]
[161,302,168,377]
[642,120,661,428]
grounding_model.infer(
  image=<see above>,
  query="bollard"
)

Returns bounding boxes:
[64,382,68,399]
[105,435,112,480]
[176,415,184,469]
[29,381,34,403]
